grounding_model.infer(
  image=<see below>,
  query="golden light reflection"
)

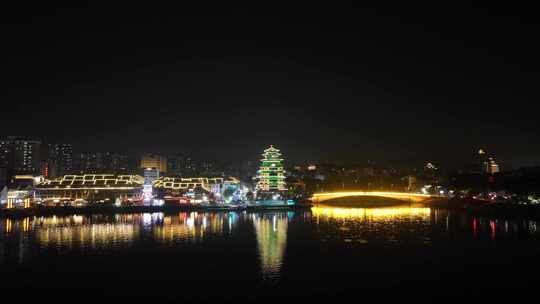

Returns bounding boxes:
[312,191,438,203]
[0,212,239,250]
[22,218,30,232]
[153,212,234,243]
[312,206,431,220]
[253,214,288,280]
[5,219,12,234]
[36,223,139,248]
[311,206,432,245]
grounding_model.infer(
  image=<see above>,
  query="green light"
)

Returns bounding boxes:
[256,145,286,191]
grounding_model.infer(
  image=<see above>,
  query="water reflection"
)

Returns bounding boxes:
[312,206,432,245]
[312,206,431,220]
[312,205,540,244]
[1,213,244,248]
[1,207,539,278]
[154,212,239,243]
[0,212,247,264]
[252,213,288,281]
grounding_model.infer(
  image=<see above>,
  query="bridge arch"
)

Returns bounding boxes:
[311,191,441,204]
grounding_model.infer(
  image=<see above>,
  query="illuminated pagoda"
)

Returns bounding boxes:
[256,145,287,192]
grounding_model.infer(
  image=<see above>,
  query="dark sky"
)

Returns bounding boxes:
[2,3,539,169]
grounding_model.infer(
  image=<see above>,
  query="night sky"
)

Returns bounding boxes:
[2,3,539,169]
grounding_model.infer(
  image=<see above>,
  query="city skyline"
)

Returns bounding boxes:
[0,135,508,176]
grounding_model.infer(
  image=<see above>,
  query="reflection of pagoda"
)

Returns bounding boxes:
[256,145,287,191]
[253,213,288,280]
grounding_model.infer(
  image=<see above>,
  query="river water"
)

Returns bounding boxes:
[1,205,540,301]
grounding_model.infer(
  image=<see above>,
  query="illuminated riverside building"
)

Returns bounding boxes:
[2,189,33,209]
[153,176,225,204]
[154,176,224,191]
[3,171,237,208]
[222,178,242,204]
[34,174,144,206]
[256,145,287,192]
[1,175,39,208]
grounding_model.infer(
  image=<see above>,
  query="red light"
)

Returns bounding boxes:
[490,220,496,239]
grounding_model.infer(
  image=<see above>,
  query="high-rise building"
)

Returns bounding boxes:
[0,137,41,180]
[0,167,7,188]
[48,143,73,176]
[13,139,41,174]
[40,160,51,178]
[256,145,287,191]
[104,153,130,174]
[0,140,11,169]
[141,154,167,173]
[0,140,10,186]
[167,154,199,176]
[75,152,131,174]
[75,152,102,173]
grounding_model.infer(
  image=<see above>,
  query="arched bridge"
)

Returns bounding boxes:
[311,191,442,203]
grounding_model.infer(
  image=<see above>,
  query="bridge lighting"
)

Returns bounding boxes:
[311,206,431,219]
[312,191,439,203]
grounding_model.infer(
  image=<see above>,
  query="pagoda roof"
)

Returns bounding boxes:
[263,145,280,152]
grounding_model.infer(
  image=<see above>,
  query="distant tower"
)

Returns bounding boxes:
[256,145,287,191]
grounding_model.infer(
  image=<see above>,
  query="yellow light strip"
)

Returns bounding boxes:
[35,187,138,190]
[312,191,434,198]
[312,206,431,219]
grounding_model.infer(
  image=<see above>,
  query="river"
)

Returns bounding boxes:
[1,204,539,301]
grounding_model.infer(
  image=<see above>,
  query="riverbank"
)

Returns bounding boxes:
[0,203,312,219]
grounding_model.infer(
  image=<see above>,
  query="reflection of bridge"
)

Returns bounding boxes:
[311,191,442,203]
